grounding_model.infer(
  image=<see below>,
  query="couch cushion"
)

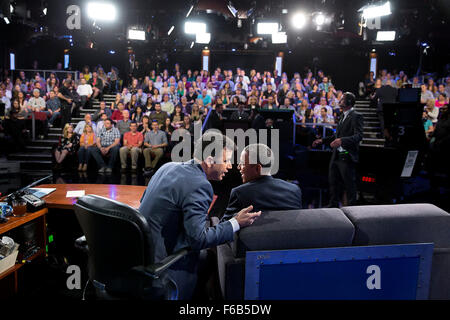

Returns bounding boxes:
[232,208,355,258]
[341,203,450,247]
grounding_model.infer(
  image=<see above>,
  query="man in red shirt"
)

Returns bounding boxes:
[119,121,143,172]
[111,102,125,121]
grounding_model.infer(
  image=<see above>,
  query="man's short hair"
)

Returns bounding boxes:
[193,129,235,163]
[33,88,40,94]
[243,143,274,175]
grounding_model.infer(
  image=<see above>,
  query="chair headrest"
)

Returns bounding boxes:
[76,194,151,234]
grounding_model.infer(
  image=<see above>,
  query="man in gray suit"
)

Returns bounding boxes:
[139,131,261,299]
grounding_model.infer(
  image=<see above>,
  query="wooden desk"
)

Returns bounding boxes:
[38,184,147,209]
[0,208,47,295]
[0,183,146,295]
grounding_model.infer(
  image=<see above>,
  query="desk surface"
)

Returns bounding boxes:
[38,184,146,210]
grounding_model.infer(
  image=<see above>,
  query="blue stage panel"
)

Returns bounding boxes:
[245,243,433,300]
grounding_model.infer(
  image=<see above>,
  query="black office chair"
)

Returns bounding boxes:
[74,194,187,300]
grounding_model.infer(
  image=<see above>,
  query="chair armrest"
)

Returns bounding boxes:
[210,216,220,227]
[132,248,189,278]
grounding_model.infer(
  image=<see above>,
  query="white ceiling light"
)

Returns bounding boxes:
[292,12,307,29]
[376,31,396,41]
[362,1,391,19]
[168,25,175,35]
[186,5,194,18]
[314,13,326,26]
[257,22,279,35]
[196,32,211,44]
[184,21,206,34]
[128,29,146,40]
[87,2,117,21]
[272,32,287,44]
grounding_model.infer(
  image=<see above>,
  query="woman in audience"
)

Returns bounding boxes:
[187,69,195,82]
[162,117,174,138]
[132,105,144,125]
[138,115,151,135]
[190,103,202,122]
[144,80,155,94]
[154,75,163,90]
[435,93,448,108]
[80,66,92,82]
[191,81,201,95]
[425,99,439,124]
[162,69,169,82]
[230,96,242,108]
[223,82,233,96]
[46,77,58,94]
[176,81,186,98]
[54,123,80,168]
[160,81,169,96]
[168,76,177,88]
[298,99,310,120]
[149,70,156,82]
[97,67,109,92]
[78,123,96,171]
[17,91,27,111]
[170,105,185,129]
[127,94,139,113]
[218,88,230,108]
[110,93,122,111]
[151,88,162,103]
[128,78,140,95]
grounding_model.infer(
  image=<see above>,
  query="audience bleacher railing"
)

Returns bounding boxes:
[10,69,79,83]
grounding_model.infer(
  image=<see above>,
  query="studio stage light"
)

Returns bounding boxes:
[362,1,391,19]
[184,21,206,34]
[314,13,326,26]
[257,22,279,35]
[196,32,211,44]
[376,31,396,41]
[292,12,307,29]
[128,29,146,40]
[87,2,117,21]
[272,32,287,44]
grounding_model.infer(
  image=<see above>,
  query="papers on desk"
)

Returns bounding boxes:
[28,187,56,198]
[66,190,85,198]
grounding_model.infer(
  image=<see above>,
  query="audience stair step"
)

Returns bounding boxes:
[364,126,381,132]
[29,139,59,147]
[361,138,385,146]
[363,121,381,128]
[7,152,52,162]
[48,133,62,139]
[25,146,53,153]
[20,160,53,171]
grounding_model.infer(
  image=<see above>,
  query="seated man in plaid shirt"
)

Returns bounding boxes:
[89,118,121,173]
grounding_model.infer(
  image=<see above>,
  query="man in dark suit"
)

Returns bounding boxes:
[313,92,364,207]
[374,80,397,138]
[139,131,261,299]
[223,144,302,219]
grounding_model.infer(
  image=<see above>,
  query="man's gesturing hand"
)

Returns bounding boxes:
[235,205,262,228]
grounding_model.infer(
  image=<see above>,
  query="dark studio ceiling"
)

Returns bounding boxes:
[1,0,449,53]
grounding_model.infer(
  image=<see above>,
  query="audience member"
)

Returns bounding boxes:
[143,120,168,174]
[90,118,121,173]
[54,123,80,167]
[78,123,96,171]
[120,121,143,172]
